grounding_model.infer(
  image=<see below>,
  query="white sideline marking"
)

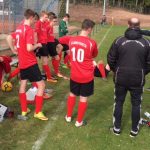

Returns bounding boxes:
[32,99,66,150]
[98,26,113,48]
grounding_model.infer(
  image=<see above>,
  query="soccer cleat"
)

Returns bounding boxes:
[21,108,31,116]
[34,112,48,121]
[56,72,64,78]
[130,130,139,137]
[110,127,121,136]
[47,77,58,83]
[75,120,87,127]
[65,115,72,123]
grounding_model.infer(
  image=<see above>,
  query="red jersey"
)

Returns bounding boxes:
[69,36,98,83]
[35,20,48,44]
[59,36,72,45]
[12,24,37,69]
[47,21,55,42]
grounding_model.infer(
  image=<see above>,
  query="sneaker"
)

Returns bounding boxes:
[65,115,71,123]
[110,127,121,136]
[56,72,64,78]
[47,77,58,83]
[21,108,31,116]
[43,93,53,99]
[130,130,139,137]
[75,120,87,127]
[34,112,48,121]
[146,88,150,91]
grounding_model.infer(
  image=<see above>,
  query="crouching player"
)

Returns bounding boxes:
[7,9,48,121]
[65,19,98,127]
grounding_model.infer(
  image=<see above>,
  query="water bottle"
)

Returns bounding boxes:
[144,112,150,119]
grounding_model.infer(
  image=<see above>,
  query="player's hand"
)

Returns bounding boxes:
[37,43,42,48]
[0,57,4,62]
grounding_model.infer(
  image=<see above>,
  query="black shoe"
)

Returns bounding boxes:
[110,127,121,135]
[130,130,139,137]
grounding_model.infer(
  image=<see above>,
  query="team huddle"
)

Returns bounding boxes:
[6,8,150,137]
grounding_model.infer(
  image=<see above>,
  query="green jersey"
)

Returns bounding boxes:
[59,20,68,37]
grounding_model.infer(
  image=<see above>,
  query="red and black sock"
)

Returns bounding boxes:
[19,93,27,112]
[77,101,88,123]
[35,96,43,114]
[43,65,52,80]
[98,63,106,78]
[52,58,59,74]
[67,96,76,117]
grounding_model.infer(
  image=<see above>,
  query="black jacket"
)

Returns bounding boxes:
[107,28,150,87]
[140,29,150,36]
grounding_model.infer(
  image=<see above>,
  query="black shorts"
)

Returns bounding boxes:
[47,39,59,57]
[20,64,42,82]
[94,66,109,77]
[70,79,94,97]
[62,44,69,52]
[38,43,49,56]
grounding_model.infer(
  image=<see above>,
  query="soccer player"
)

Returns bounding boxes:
[59,14,70,37]
[65,19,98,127]
[7,9,48,121]
[47,14,64,77]
[35,11,57,83]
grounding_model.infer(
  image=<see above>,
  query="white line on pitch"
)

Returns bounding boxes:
[32,97,67,150]
[98,26,113,48]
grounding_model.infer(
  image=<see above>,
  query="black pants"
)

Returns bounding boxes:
[113,84,143,132]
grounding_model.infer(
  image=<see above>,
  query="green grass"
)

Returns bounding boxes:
[1,25,150,150]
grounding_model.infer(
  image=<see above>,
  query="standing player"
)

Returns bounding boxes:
[35,11,57,83]
[7,9,48,121]
[47,14,64,77]
[65,19,98,127]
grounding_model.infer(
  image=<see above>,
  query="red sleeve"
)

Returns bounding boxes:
[26,29,34,44]
[59,36,72,45]
[11,32,16,39]
[92,41,98,58]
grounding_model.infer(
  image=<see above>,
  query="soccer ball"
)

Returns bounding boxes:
[1,82,13,92]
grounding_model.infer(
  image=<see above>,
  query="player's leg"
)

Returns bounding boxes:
[26,64,48,121]
[19,67,32,116]
[129,87,143,137]
[75,80,94,127]
[65,79,79,122]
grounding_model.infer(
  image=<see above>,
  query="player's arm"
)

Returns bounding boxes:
[26,29,42,52]
[107,40,119,72]
[92,42,98,58]
[140,29,150,36]
[6,35,17,54]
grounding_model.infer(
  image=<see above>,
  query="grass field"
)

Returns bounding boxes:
[1,25,150,150]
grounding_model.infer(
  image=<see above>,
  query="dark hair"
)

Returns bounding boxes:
[24,9,35,19]
[81,19,95,30]
[34,12,40,20]
[64,13,70,18]
[48,12,57,20]
[128,18,140,28]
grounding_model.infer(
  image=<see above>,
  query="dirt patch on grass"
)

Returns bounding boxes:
[70,4,150,27]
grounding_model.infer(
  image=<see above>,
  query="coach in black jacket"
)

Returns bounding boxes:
[107,18,150,137]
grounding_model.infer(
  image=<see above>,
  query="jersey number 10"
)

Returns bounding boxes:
[71,47,84,62]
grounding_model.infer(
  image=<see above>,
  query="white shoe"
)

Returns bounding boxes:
[65,115,71,122]
[75,120,87,127]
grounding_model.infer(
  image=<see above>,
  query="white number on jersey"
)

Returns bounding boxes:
[71,47,85,62]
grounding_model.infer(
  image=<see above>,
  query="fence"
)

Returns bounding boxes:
[0,0,59,34]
